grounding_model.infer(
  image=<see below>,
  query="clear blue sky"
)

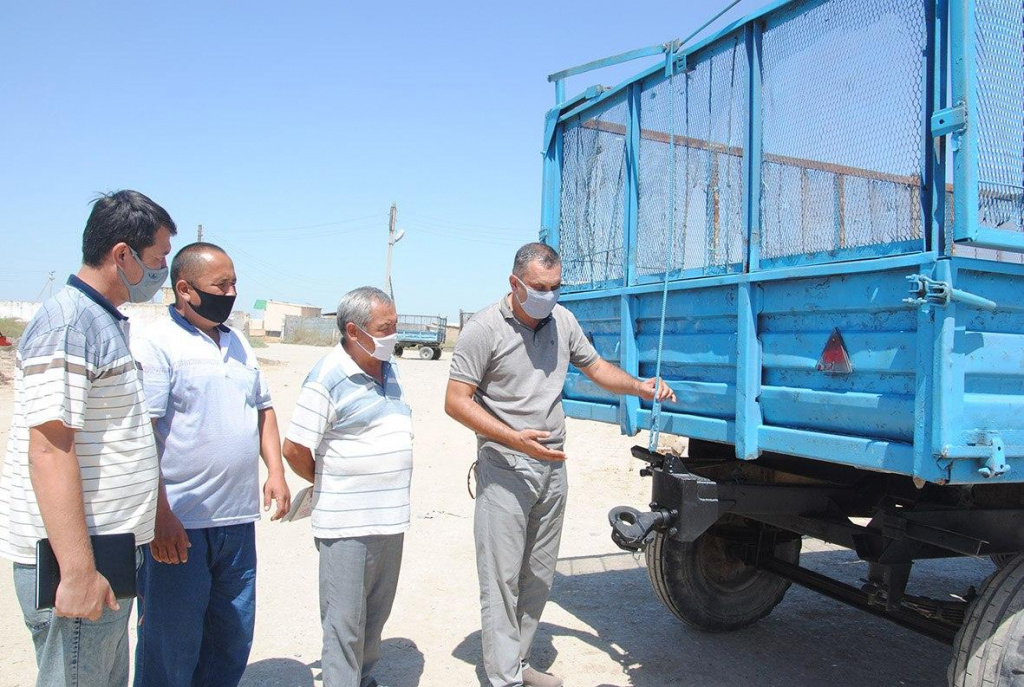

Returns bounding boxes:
[0,0,763,320]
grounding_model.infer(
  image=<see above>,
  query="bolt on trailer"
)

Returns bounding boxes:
[541,0,1024,683]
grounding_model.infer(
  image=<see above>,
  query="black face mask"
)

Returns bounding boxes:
[187,284,236,325]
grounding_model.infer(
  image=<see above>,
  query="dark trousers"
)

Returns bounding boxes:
[134,523,257,687]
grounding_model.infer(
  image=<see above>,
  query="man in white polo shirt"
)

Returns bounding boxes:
[0,190,176,686]
[284,286,412,687]
[130,242,291,687]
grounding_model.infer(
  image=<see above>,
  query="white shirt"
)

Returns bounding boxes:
[131,307,272,530]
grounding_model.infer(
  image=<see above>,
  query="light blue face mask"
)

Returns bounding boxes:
[513,276,559,319]
[117,247,168,303]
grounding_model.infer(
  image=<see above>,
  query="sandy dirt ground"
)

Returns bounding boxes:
[0,342,995,686]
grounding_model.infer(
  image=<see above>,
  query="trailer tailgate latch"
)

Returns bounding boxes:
[941,434,1010,478]
[931,103,967,138]
[978,436,1009,479]
[904,274,997,311]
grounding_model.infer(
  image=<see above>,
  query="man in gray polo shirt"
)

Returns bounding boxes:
[445,242,676,687]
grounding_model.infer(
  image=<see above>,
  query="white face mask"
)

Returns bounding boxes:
[356,326,398,361]
[513,276,559,320]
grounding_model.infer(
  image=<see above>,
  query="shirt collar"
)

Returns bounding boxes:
[167,304,230,336]
[67,275,127,321]
[334,342,390,384]
[500,294,552,331]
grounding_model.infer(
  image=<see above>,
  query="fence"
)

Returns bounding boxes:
[282,315,340,346]
[975,0,1024,233]
[547,0,1024,292]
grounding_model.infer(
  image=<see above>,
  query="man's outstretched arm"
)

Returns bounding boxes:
[579,357,677,402]
[444,379,566,461]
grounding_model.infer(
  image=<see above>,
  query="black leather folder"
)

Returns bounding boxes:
[35,533,137,610]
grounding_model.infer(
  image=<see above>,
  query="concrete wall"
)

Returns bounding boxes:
[0,299,170,339]
[0,301,42,322]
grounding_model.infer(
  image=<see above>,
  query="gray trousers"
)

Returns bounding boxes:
[317,534,404,687]
[13,562,132,687]
[475,446,568,687]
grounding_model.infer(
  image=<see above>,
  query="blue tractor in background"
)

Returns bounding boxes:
[542,0,1024,682]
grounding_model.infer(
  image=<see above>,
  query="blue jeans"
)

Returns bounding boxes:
[134,523,257,687]
[12,552,141,687]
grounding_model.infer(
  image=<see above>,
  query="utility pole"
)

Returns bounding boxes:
[197,224,204,242]
[384,204,405,299]
[35,271,55,302]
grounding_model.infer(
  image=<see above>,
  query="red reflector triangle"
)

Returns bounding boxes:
[0,336,11,347]
[816,328,852,374]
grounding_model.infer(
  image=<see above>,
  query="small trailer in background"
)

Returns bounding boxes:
[395,314,447,360]
[542,0,1024,683]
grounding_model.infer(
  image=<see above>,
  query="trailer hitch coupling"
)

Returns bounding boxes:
[609,506,674,552]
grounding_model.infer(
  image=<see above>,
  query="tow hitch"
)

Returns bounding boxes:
[609,506,674,551]
[607,446,726,552]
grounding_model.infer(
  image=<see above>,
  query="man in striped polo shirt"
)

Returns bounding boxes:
[283,286,411,687]
[0,190,176,686]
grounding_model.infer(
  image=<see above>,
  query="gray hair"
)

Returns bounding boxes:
[336,286,394,342]
[512,242,560,277]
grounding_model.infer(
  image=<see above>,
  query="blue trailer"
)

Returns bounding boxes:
[542,0,1024,682]
[394,314,447,360]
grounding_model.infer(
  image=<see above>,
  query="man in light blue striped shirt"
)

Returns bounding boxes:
[0,190,176,686]
[284,286,412,687]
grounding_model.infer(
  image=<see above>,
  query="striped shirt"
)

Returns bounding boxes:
[132,307,272,530]
[286,344,413,538]
[0,276,159,564]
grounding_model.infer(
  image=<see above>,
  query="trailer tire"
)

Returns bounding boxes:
[431,347,442,360]
[394,345,404,358]
[418,346,434,360]
[646,527,800,632]
[949,554,1024,687]
[990,554,1017,570]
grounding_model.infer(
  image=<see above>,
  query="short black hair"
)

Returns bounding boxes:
[170,242,228,286]
[512,242,560,276]
[82,190,177,267]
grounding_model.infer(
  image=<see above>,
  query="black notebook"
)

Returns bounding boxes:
[35,533,137,610]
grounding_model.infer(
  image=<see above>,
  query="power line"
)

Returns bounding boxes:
[402,211,520,233]
[244,214,385,235]
[217,240,329,291]
[403,224,527,245]
[232,223,379,243]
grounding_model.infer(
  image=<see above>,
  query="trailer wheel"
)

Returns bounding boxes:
[418,345,434,360]
[646,527,800,632]
[394,345,404,358]
[990,553,1016,570]
[949,554,1024,687]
